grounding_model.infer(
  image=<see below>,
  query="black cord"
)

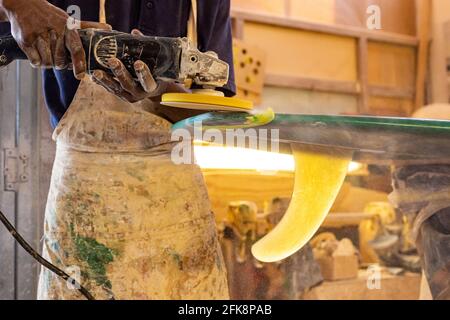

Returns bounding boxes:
[0,208,95,300]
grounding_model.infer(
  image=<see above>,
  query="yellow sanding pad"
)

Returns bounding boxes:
[161,93,254,112]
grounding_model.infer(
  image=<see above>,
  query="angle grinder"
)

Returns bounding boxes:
[0,28,256,113]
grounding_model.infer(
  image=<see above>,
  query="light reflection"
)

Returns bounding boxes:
[194,145,362,173]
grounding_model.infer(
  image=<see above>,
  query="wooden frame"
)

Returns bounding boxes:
[231,6,427,115]
[232,10,418,46]
[415,0,432,110]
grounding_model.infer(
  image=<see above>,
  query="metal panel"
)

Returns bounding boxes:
[0,61,52,300]
[0,62,18,300]
[15,61,40,300]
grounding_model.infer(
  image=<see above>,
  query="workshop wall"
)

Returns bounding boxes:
[261,87,358,115]
[0,62,49,300]
[231,0,421,116]
[232,0,416,33]
[336,0,416,35]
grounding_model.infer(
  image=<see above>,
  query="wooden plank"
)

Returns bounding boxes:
[231,10,419,46]
[368,42,416,89]
[368,85,415,99]
[368,96,414,116]
[265,74,359,94]
[261,86,358,115]
[415,0,432,110]
[0,63,18,300]
[358,37,369,113]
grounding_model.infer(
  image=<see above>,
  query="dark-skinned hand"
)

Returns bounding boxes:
[92,29,210,123]
[91,29,167,102]
[1,0,111,79]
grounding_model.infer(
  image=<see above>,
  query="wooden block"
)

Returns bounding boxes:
[233,39,267,95]
[316,255,359,281]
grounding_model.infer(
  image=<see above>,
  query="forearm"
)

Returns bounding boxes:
[1,0,43,21]
[0,0,19,21]
[0,9,6,22]
[0,2,7,21]
[1,0,18,9]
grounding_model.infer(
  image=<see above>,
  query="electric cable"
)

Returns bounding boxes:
[0,208,95,300]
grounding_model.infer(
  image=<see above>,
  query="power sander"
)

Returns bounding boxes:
[0,28,255,112]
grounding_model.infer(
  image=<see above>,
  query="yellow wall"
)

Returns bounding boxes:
[243,23,357,82]
[231,0,286,16]
[261,87,358,115]
[232,0,418,116]
[289,0,336,24]
[232,0,416,35]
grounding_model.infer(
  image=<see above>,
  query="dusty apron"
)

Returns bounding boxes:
[37,0,228,298]
[37,76,228,300]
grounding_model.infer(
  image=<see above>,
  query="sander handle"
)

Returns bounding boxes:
[0,29,229,88]
[0,35,28,67]
[0,30,182,81]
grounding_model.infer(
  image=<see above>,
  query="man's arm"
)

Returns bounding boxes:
[0,0,9,21]
[0,8,7,22]
[0,0,110,79]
